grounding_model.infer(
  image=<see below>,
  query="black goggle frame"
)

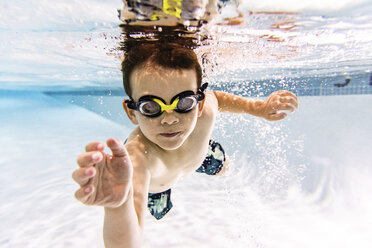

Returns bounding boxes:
[125,83,208,118]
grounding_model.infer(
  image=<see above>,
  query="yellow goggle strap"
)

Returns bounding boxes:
[153,98,180,112]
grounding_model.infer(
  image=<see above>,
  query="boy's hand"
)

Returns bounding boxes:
[72,138,133,208]
[259,90,298,121]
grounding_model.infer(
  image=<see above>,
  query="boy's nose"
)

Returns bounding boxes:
[161,110,179,125]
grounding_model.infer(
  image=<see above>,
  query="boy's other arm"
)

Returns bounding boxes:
[213,90,298,121]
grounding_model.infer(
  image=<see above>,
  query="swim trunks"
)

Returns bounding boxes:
[195,139,226,175]
[148,139,226,219]
[147,189,173,220]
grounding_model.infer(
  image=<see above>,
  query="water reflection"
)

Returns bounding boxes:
[118,0,220,26]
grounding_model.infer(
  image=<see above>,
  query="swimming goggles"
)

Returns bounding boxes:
[125,83,208,118]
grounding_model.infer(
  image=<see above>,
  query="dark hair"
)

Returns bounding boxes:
[121,42,202,98]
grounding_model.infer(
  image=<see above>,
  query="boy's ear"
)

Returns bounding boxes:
[123,99,139,125]
[197,97,206,117]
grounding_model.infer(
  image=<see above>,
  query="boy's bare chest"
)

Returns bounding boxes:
[148,135,210,193]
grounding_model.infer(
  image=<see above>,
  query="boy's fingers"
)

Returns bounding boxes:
[277,90,297,98]
[267,112,286,121]
[72,167,96,186]
[76,152,103,167]
[74,185,94,204]
[278,103,296,112]
[277,91,298,103]
[280,96,299,109]
[106,138,128,158]
[85,142,105,152]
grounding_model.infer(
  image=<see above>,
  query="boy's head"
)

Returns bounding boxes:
[121,42,205,151]
[121,42,202,98]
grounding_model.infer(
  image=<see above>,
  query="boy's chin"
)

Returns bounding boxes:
[155,136,186,151]
[157,141,184,151]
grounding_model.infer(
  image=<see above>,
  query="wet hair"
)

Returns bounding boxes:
[121,38,202,98]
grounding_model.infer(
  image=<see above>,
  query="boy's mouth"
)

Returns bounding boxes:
[159,132,181,138]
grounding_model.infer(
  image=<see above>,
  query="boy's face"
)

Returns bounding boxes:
[124,63,203,151]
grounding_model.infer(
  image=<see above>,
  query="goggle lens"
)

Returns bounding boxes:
[176,96,197,113]
[138,101,161,116]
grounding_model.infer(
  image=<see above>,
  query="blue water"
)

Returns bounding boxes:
[1,0,372,247]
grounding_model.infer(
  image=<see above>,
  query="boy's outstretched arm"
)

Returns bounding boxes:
[104,141,151,248]
[72,138,150,248]
[213,90,299,121]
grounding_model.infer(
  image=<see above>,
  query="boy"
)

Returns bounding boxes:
[72,42,298,248]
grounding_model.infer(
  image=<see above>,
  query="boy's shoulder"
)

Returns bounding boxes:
[200,91,219,119]
[125,129,155,158]
[125,130,164,177]
[205,91,218,103]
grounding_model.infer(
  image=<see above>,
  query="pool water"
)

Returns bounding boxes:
[1,0,372,247]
